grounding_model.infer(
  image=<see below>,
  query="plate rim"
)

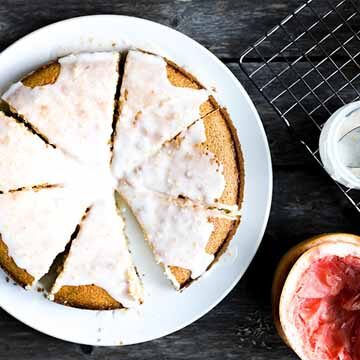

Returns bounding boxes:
[0,14,273,346]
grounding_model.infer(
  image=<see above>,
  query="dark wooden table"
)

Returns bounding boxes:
[1,1,358,359]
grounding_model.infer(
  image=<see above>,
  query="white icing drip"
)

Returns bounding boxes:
[51,196,142,308]
[0,187,90,282]
[3,52,119,165]
[112,50,209,178]
[119,182,216,279]
[126,119,225,205]
[0,112,78,192]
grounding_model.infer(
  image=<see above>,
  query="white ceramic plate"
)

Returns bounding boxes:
[0,15,272,346]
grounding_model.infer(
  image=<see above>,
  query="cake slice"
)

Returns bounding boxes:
[112,50,216,178]
[0,111,77,192]
[0,187,90,286]
[125,109,242,211]
[118,182,238,289]
[51,196,143,310]
[3,52,119,165]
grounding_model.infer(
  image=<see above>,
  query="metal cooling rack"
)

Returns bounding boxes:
[239,0,360,212]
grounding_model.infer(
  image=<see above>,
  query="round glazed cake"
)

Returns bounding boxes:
[0,50,244,310]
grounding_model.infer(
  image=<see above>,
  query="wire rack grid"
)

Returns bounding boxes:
[239,0,360,212]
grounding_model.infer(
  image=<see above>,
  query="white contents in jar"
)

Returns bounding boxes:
[337,107,360,178]
[319,101,360,189]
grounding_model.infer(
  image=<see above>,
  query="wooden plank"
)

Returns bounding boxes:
[0,0,321,60]
[0,1,359,359]
[1,0,358,60]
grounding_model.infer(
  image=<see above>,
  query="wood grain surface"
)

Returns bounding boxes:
[0,1,358,359]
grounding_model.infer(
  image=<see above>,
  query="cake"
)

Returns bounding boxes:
[113,51,242,287]
[0,49,243,308]
[0,52,142,309]
[0,186,89,286]
[119,183,238,289]
[124,110,240,209]
[51,196,143,310]
[0,111,77,192]
[111,50,216,178]
[3,52,120,165]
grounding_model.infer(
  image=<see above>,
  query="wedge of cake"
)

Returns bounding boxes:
[125,109,242,211]
[3,52,119,165]
[0,111,77,192]
[112,50,217,178]
[0,187,90,287]
[119,182,238,289]
[51,195,143,310]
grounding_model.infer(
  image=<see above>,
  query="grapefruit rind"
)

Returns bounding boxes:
[272,233,360,358]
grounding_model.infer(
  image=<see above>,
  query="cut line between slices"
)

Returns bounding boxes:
[0,100,56,148]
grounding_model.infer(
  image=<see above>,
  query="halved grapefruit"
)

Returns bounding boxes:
[272,233,360,360]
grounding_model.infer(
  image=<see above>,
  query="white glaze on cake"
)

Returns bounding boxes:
[112,50,209,178]
[3,52,119,165]
[126,119,225,205]
[0,112,78,192]
[0,50,241,302]
[118,182,229,280]
[0,187,90,282]
[51,196,143,308]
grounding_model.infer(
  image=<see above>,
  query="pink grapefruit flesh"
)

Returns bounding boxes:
[291,254,360,360]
